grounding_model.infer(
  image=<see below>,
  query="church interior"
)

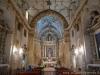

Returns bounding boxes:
[0,0,100,75]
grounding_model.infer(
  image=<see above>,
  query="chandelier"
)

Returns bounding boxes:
[46,0,52,9]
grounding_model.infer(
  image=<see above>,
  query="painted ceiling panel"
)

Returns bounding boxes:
[36,16,64,39]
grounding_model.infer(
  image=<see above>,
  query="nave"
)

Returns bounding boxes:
[0,0,100,75]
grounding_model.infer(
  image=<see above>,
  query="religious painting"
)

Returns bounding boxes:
[47,47,53,57]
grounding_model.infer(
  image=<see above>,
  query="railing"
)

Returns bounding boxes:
[42,71,56,75]
[0,69,100,75]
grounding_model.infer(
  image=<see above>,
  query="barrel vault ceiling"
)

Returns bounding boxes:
[18,0,73,23]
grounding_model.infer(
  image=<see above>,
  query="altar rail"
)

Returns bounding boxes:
[42,71,56,75]
[0,69,100,75]
[0,71,100,75]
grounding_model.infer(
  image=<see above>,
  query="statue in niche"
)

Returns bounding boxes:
[48,48,53,58]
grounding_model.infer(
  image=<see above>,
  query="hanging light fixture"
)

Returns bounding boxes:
[47,0,51,9]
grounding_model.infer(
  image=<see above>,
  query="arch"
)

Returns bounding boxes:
[83,7,100,60]
[88,5,100,14]
[30,9,68,29]
[90,10,100,16]
[83,7,100,30]
[89,10,100,26]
